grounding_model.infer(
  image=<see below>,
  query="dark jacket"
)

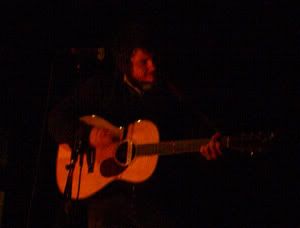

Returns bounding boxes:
[48,70,216,227]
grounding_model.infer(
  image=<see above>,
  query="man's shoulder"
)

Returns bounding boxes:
[83,71,122,90]
[165,80,184,101]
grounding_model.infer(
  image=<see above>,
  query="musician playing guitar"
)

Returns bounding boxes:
[49,27,222,227]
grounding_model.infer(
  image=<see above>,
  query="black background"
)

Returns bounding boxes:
[1,1,300,227]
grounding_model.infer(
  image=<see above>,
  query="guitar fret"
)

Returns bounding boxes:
[136,139,210,156]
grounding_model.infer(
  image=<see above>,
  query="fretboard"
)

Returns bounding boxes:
[135,139,211,156]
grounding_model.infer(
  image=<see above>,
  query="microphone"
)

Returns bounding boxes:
[77,123,95,173]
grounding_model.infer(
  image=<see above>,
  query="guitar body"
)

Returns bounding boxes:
[56,115,271,200]
[56,119,159,199]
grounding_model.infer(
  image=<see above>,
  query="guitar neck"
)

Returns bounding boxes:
[135,135,261,157]
[136,139,211,156]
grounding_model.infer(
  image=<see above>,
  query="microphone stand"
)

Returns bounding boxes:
[63,137,83,226]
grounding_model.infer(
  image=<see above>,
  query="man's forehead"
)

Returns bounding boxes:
[131,48,153,58]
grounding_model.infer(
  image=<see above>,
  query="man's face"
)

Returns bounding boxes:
[130,48,156,84]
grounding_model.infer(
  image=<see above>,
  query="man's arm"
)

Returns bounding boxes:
[48,75,110,147]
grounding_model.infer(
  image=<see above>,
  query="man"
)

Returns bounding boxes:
[89,48,221,160]
[49,45,222,227]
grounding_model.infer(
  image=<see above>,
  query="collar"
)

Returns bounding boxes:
[123,74,143,96]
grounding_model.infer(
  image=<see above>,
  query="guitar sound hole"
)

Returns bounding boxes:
[115,141,136,165]
[100,158,126,177]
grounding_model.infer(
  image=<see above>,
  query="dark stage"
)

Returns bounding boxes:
[1,1,299,227]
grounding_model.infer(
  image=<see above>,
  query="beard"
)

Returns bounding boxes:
[127,73,157,92]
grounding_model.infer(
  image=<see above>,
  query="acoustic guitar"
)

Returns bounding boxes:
[56,115,274,200]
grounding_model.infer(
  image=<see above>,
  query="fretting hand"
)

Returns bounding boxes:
[200,132,222,160]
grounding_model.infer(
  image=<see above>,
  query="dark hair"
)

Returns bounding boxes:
[111,22,159,75]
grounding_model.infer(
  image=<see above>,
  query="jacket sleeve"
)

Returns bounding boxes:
[48,75,110,147]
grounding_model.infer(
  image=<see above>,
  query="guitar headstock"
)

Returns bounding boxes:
[222,131,276,157]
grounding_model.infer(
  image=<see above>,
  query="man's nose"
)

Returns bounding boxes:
[147,60,156,72]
